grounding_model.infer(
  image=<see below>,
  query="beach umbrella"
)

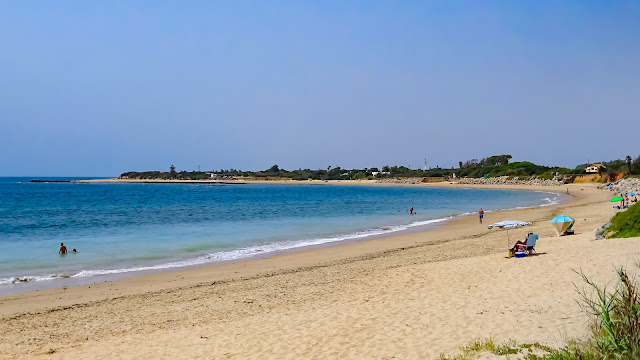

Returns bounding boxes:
[488,220,532,248]
[628,193,636,196]
[611,196,624,202]
[487,220,532,230]
[550,215,574,236]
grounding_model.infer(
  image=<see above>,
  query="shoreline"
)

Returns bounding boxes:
[1,182,627,359]
[0,181,564,296]
[0,181,572,304]
[0,181,585,305]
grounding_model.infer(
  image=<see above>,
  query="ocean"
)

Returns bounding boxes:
[0,177,563,294]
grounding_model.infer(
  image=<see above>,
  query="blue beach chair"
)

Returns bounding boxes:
[518,233,538,255]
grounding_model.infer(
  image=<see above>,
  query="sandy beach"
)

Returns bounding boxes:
[1,182,636,359]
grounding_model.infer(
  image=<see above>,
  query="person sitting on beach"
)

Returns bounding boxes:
[59,243,67,254]
[510,233,532,253]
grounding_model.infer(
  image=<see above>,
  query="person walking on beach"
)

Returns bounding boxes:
[478,208,484,224]
[59,243,67,254]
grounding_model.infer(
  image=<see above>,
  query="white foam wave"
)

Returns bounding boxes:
[0,273,75,285]
[70,217,453,278]
[0,216,453,285]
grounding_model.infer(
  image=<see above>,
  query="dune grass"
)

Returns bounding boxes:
[438,338,554,359]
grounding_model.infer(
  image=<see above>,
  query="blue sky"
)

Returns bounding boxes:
[1,1,639,176]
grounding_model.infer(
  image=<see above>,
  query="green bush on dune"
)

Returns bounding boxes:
[608,203,640,238]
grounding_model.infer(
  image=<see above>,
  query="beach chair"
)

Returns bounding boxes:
[517,233,538,255]
[564,222,575,236]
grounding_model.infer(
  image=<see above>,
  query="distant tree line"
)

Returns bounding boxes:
[119,154,640,181]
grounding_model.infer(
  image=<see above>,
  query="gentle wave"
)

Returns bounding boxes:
[0,216,452,285]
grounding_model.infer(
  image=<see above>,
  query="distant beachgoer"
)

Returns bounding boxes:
[59,243,67,254]
[566,188,569,195]
[72,248,78,253]
[409,207,414,215]
[478,208,484,223]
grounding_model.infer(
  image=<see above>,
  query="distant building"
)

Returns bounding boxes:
[585,163,605,173]
[206,172,222,179]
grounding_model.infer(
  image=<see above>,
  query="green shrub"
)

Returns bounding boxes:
[608,203,640,238]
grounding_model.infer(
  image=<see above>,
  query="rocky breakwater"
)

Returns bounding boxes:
[456,176,564,186]
[375,178,423,184]
[604,178,640,196]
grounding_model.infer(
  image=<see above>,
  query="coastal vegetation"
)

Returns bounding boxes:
[608,203,640,238]
[119,154,639,181]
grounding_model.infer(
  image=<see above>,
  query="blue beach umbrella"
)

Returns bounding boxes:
[550,215,574,236]
[628,192,636,196]
[551,215,573,223]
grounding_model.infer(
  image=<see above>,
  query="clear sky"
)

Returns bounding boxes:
[1,1,639,176]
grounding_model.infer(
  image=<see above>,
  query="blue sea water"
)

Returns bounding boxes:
[0,177,562,294]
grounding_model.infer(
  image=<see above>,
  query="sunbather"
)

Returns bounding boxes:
[510,233,532,253]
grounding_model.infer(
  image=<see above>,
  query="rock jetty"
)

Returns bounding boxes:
[374,176,565,186]
[375,178,423,185]
[603,178,640,196]
[455,176,564,186]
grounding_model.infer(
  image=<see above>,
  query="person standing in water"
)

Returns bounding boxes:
[409,207,414,215]
[59,242,67,254]
[478,208,484,224]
